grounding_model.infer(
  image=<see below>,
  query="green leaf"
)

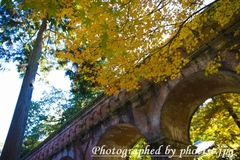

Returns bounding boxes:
[83,18,92,26]
[100,21,108,30]
[78,10,85,19]
[100,32,108,49]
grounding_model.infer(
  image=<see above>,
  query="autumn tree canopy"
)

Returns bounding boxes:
[2,0,240,95]
[42,0,240,94]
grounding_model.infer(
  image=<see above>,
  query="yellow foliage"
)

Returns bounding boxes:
[236,64,240,74]
[205,57,222,76]
[190,93,240,159]
[17,0,240,94]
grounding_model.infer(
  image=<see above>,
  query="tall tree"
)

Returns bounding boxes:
[0,18,47,160]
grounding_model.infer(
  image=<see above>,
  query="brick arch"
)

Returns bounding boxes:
[108,97,118,112]
[92,110,100,123]
[74,121,82,134]
[160,70,240,144]
[69,128,75,140]
[85,117,92,128]
[93,123,144,160]
[100,104,109,118]
[63,132,69,144]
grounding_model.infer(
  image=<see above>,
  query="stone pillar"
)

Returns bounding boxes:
[149,138,197,160]
[149,139,169,160]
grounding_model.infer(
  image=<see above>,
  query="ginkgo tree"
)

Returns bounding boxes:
[1,0,240,159]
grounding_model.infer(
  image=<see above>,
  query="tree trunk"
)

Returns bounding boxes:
[0,19,47,160]
[225,104,240,129]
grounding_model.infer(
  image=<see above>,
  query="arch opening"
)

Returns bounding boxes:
[129,138,152,160]
[190,93,240,159]
[94,123,147,160]
[160,70,240,146]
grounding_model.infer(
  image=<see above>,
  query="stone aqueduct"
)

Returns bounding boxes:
[22,13,240,160]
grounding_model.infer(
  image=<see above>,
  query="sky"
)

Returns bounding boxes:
[0,62,71,143]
